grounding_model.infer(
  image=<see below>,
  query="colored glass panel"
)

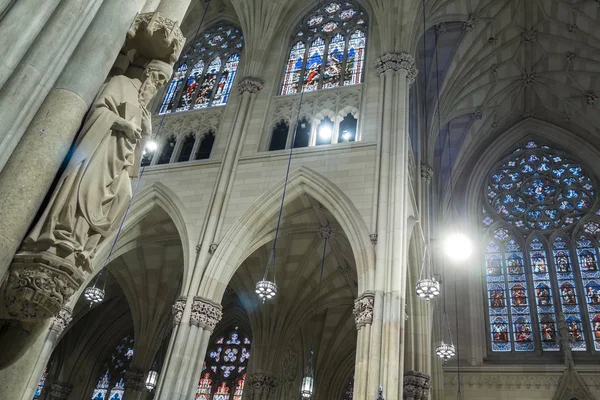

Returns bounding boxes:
[33,368,47,399]
[195,58,221,109]
[505,239,533,351]
[212,54,239,106]
[486,240,511,351]
[303,37,325,92]
[553,237,586,350]
[529,237,559,350]
[176,61,204,111]
[323,33,344,88]
[281,42,305,95]
[107,378,125,400]
[91,335,135,399]
[160,64,187,114]
[344,30,365,86]
[576,236,600,350]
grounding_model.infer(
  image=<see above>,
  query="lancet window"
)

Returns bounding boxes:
[195,327,251,400]
[280,1,367,95]
[482,141,600,353]
[33,367,48,399]
[91,335,135,400]
[159,24,243,114]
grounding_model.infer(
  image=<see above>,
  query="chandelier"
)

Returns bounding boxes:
[415,275,440,300]
[435,341,456,361]
[84,269,106,305]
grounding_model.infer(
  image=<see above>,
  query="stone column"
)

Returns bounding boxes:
[247,373,277,400]
[353,292,374,400]
[367,53,417,400]
[402,371,431,400]
[48,382,74,400]
[156,297,222,400]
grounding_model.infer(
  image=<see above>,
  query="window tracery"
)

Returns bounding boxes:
[483,141,600,353]
[91,335,135,400]
[159,25,243,114]
[195,327,251,400]
[281,1,366,95]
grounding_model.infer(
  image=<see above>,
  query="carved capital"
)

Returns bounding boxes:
[370,233,378,247]
[462,14,478,32]
[375,53,418,82]
[4,252,82,320]
[125,370,146,391]
[353,291,375,329]
[49,307,73,335]
[190,297,222,331]
[49,382,73,400]
[125,12,185,63]
[403,371,431,400]
[237,77,264,94]
[248,373,278,394]
[171,297,186,326]
[420,164,433,182]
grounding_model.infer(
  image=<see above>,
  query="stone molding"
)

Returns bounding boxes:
[190,297,222,331]
[403,371,430,400]
[375,52,418,82]
[237,77,264,94]
[125,370,146,391]
[353,291,375,329]
[49,307,73,335]
[248,373,278,394]
[444,373,563,389]
[126,12,185,63]
[49,382,73,400]
[171,297,186,326]
[420,163,433,182]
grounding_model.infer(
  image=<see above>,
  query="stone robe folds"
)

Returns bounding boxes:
[23,75,149,271]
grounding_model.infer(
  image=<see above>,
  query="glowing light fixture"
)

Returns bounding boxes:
[435,341,456,361]
[83,270,106,305]
[341,131,351,142]
[318,125,332,141]
[255,278,278,300]
[145,370,158,391]
[300,350,315,398]
[415,277,440,300]
[443,232,473,262]
[146,140,158,152]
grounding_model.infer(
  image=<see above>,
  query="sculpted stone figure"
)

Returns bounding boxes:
[4,60,172,320]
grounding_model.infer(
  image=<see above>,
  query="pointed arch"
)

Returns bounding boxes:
[199,167,374,301]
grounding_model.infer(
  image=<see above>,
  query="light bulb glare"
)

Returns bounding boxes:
[146,140,158,152]
[318,126,332,141]
[443,232,473,262]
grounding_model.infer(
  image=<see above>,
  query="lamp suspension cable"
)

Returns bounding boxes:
[83,1,213,305]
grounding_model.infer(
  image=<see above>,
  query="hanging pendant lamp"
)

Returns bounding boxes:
[300,350,315,398]
[83,269,106,304]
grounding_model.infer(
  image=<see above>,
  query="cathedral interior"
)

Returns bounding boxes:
[1,0,600,399]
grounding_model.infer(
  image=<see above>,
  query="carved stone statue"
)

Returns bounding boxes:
[4,60,172,320]
[557,313,574,368]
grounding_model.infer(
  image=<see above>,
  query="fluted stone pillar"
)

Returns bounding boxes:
[353,292,374,400]
[156,297,222,400]
[403,371,430,400]
[48,382,73,400]
[366,53,417,400]
[247,373,277,400]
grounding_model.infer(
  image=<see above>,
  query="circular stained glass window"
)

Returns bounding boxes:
[485,141,596,231]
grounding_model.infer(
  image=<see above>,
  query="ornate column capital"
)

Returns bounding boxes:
[248,373,278,395]
[171,297,186,326]
[353,291,375,330]
[125,12,185,63]
[190,297,222,331]
[420,163,433,183]
[49,307,73,335]
[237,77,264,94]
[49,382,73,400]
[125,370,146,392]
[375,52,418,82]
[403,371,431,400]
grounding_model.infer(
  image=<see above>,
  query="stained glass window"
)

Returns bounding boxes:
[91,335,135,400]
[33,367,48,399]
[482,142,600,353]
[281,1,367,95]
[159,25,243,114]
[195,327,251,400]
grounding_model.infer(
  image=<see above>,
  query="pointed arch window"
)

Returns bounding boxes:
[91,335,135,400]
[159,25,243,114]
[33,367,48,399]
[280,1,367,95]
[482,141,600,353]
[195,327,251,400]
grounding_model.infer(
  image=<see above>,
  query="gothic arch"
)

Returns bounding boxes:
[199,166,374,301]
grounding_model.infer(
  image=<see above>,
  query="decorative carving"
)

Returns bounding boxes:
[473,107,484,119]
[190,297,222,331]
[171,297,186,326]
[353,291,375,329]
[585,91,597,105]
[403,371,431,400]
[488,36,497,45]
[370,233,378,246]
[125,370,146,391]
[375,53,418,82]
[209,243,218,254]
[563,112,572,122]
[281,350,298,383]
[435,23,447,35]
[151,107,223,143]
[521,72,536,87]
[318,225,333,240]
[462,14,478,32]
[7,61,172,321]
[444,373,560,389]
[377,386,385,400]
[125,12,185,63]
[195,244,202,253]
[49,307,72,335]
[237,77,264,94]
[566,51,576,62]
[248,373,278,394]
[420,164,433,182]
[567,24,577,33]
[49,382,73,400]
[339,264,351,277]
[521,29,538,43]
